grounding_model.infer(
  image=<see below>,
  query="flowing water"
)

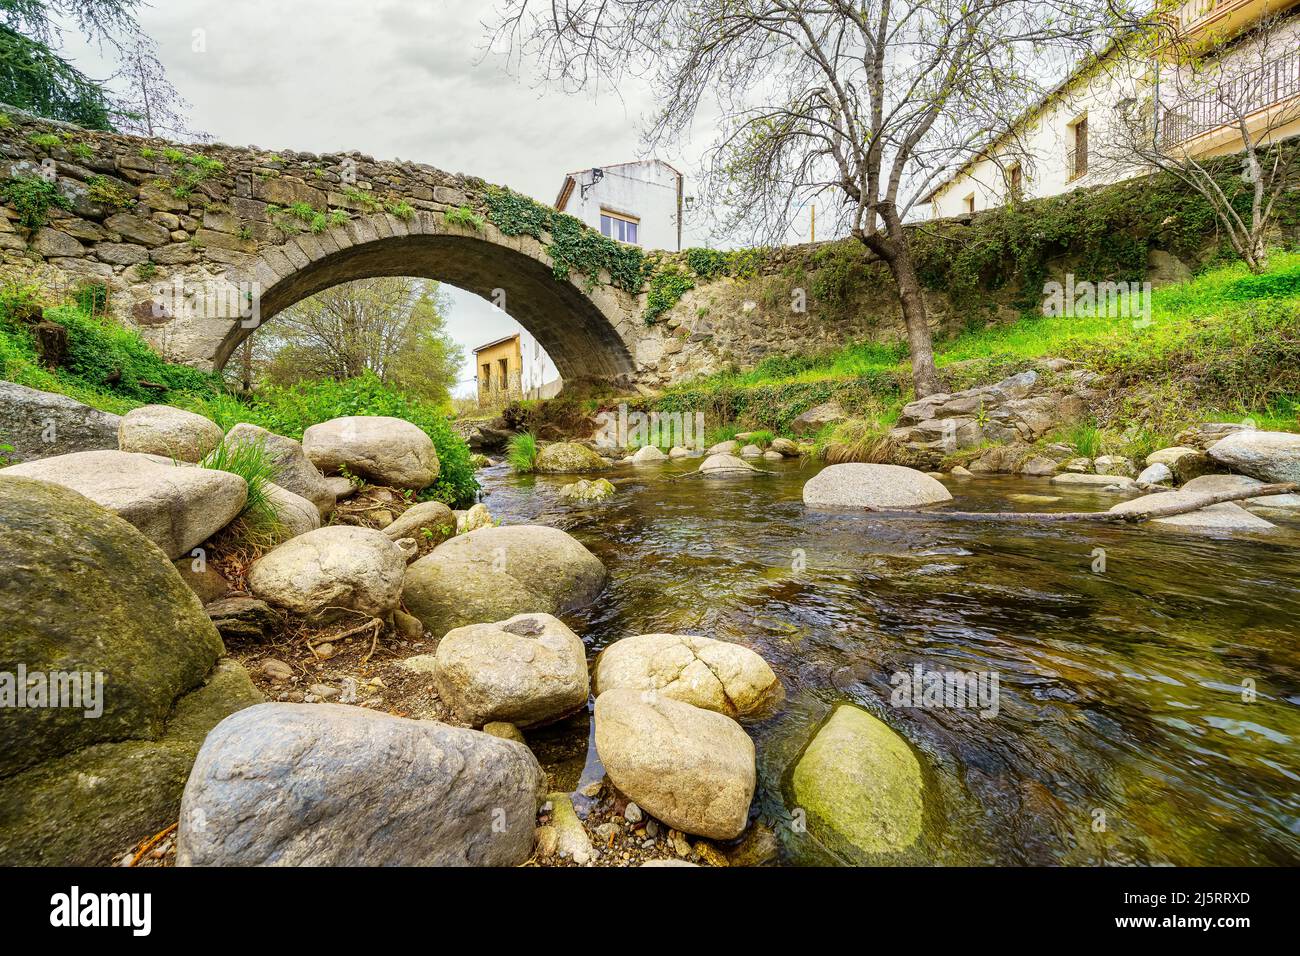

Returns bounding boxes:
[477,458,1300,866]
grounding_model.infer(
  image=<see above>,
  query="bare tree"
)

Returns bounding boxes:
[110,34,206,140]
[1107,10,1300,273]
[489,0,1117,397]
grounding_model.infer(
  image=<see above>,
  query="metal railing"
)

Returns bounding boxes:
[1161,47,1300,146]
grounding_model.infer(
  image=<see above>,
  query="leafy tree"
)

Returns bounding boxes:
[253,278,465,408]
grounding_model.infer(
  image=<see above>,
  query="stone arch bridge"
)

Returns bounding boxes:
[0,110,708,391]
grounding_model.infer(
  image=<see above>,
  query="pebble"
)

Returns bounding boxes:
[581,780,604,798]
[314,643,336,659]
[595,822,619,842]
[645,819,659,838]
[670,829,692,857]
[308,683,340,700]
[260,658,293,681]
[624,802,643,824]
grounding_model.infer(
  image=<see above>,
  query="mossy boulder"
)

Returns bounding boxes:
[791,705,924,860]
[535,442,608,474]
[0,477,262,864]
[559,478,616,501]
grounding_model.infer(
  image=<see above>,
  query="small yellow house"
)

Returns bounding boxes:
[474,333,523,405]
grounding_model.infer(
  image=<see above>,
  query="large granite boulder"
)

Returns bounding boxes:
[403,525,606,637]
[594,633,783,719]
[0,381,121,462]
[1207,430,1300,484]
[176,703,545,866]
[535,441,608,473]
[302,415,440,491]
[422,612,590,728]
[247,525,406,621]
[791,705,924,860]
[119,404,223,462]
[223,423,334,516]
[1180,473,1300,510]
[1108,492,1275,531]
[594,688,755,840]
[0,477,260,865]
[803,463,953,509]
[2,450,246,559]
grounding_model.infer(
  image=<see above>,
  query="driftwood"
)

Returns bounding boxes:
[913,482,1299,523]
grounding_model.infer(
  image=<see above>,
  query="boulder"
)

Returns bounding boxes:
[534,441,608,473]
[739,444,763,458]
[483,721,526,744]
[594,633,783,719]
[594,688,755,840]
[0,381,121,463]
[302,415,440,491]
[382,500,456,546]
[559,477,616,501]
[223,423,334,516]
[706,439,739,455]
[791,705,924,859]
[0,477,260,865]
[1175,422,1251,451]
[457,502,493,532]
[1207,430,1300,484]
[1019,455,1060,477]
[791,401,847,436]
[205,597,281,642]
[699,453,757,475]
[325,475,356,501]
[1109,492,1276,530]
[1093,454,1136,478]
[176,703,545,866]
[403,525,606,637]
[1180,473,1300,509]
[265,482,320,540]
[1136,462,1173,489]
[669,446,692,458]
[803,463,953,509]
[247,525,406,621]
[425,613,590,728]
[631,445,669,463]
[770,437,800,457]
[2,450,246,559]
[119,405,223,462]
[1049,472,1137,490]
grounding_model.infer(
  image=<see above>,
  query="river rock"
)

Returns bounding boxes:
[403,524,606,637]
[0,477,261,865]
[1206,430,1300,483]
[1049,472,1137,490]
[706,439,739,455]
[1108,492,1276,530]
[382,499,456,546]
[594,688,755,840]
[739,443,763,458]
[791,705,924,859]
[2,449,247,559]
[1019,455,1060,476]
[770,437,800,457]
[803,463,953,509]
[325,475,356,500]
[223,423,334,516]
[699,453,757,474]
[457,502,493,532]
[792,401,847,436]
[0,381,121,462]
[1136,462,1173,488]
[535,441,608,473]
[631,445,669,463]
[247,525,406,621]
[1175,422,1252,450]
[425,613,589,728]
[559,478,616,501]
[1180,473,1300,509]
[119,404,223,462]
[302,415,440,491]
[594,633,784,719]
[264,481,320,540]
[1093,454,1136,478]
[669,445,692,458]
[176,703,545,866]
[1145,445,1210,482]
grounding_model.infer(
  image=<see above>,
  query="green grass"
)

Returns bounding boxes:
[506,432,539,473]
[199,435,279,528]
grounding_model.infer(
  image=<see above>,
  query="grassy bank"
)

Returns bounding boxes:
[654,251,1300,450]
[0,284,479,507]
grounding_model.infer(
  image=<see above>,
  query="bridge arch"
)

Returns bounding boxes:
[216,213,639,386]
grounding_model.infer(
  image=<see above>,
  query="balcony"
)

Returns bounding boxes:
[1165,0,1300,51]
[1160,47,1300,149]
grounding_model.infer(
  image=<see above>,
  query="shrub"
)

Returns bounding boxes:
[1,176,73,229]
[507,431,539,473]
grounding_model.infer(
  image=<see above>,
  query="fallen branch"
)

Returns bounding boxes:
[911,482,1298,523]
[130,822,177,866]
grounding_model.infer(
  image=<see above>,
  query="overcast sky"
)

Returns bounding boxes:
[62,0,729,395]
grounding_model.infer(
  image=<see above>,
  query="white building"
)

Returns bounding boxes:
[555,160,685,251]
[925,0,1300,219]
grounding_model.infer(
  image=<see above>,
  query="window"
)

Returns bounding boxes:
[964,193,976,214]
[1069,114,1088,180]
[1006,164,1023,199]
[600,209,640,244]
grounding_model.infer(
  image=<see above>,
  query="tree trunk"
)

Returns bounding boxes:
[862,215,942,398]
